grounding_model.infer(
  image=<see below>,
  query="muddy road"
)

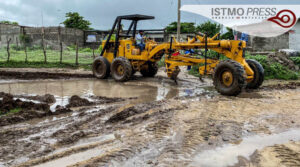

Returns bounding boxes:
[0,68,300,167]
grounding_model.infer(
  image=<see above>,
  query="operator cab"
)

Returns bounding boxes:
[100,14,155,57]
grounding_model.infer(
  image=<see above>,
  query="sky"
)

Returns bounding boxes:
[0,0,299,30]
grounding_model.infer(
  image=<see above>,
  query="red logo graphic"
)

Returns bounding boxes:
[268,10,297,28]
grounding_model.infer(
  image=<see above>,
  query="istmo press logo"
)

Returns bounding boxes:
[181,5,300,37]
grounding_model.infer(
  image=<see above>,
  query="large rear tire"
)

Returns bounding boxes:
[92,57,110,79]
[246,59,264,89]
[111,57,132,82]
[213,60,246,96]
[140,62,158,77]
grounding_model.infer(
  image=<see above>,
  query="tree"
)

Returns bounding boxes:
[165,22,196,33]
[0,21,18,25]
[63,12,91,30]
[220,27,234,40]
[196,21,221,37]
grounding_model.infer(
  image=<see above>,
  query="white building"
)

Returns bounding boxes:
[289,19,300,51]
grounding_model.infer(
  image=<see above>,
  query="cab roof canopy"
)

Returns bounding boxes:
[117,14,155,21]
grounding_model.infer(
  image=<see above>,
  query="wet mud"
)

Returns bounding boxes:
[0,92,72,127]
[0,68,300,167]
[0,69,93,80]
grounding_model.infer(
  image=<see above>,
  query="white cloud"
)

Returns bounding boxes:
[0,0,298,29]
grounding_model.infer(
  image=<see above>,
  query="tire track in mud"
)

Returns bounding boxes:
[65,102,180,167]
[3,79,300,167]
[272,145,300,166]
[11,101,175,167]
[0,101,123,166]
[68,99,244,167]
[13,98,245,167]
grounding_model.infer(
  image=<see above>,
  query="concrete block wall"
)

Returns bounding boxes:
[249,33,289,52]
[23,26,84,49]
[0,24,21,48]
[0,23,84,49]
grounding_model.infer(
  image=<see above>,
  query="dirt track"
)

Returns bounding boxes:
[0,68,300,167]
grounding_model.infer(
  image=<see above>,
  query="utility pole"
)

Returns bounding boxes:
[177,0,181,40]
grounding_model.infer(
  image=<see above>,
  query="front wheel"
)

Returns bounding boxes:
[213,60,246,96]
[111,57,132,82]
[246,59,264,89]
[92,57,110,79]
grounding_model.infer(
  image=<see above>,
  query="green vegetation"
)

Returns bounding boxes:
[186,52,299,80]
[291,57,300,67]
[220,27,234,40]
[157,55,166,68]
[246,54,299,80]
[166,22,196,33]
[0,46,97,70]
[0,108,22,116]
[195,21,221,37]
[165,21,233,39]
[63,12,92,30]
[0,21,19,25]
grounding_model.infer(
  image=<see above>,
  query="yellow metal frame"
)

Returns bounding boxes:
[101,33,254,82]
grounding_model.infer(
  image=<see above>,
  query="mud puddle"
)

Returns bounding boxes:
[191,129,300,167]
[0,79,212,104]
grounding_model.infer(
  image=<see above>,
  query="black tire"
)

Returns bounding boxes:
[246,59,264,89]
[213,60,246,96]
[140,62,158,77]
[92,57,110,79]
[111,57,132,82]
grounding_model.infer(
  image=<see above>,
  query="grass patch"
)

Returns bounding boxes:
[0,108,22,116]
[0,46,98,69]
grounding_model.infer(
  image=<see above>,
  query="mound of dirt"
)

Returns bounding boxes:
[0,92,73,126]
[106,102,162,124]
[53,105,73,115]
[66,95,94,108]
[66,95,128,108]
[268,52,299,71]
[261,82,300,90]
[0,92,49,114]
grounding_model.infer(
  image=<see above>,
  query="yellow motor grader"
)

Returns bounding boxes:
[92,14,264,96]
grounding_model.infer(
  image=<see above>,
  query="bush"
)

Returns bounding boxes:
[67,44,76,51]
[187,54,299,80]
[80,48,92,52]
[291,57,300,67]
[246,55,299,80]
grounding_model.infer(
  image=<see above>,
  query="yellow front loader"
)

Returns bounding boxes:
[92,15,264,96]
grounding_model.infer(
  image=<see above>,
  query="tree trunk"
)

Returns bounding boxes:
[75,41,79,66]
[6,37,11,62]
[58,26,63,64]
[92,48,95,59]
[16,37,19,48]
[25,46,28,63]
[41,27,47,63]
